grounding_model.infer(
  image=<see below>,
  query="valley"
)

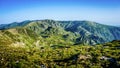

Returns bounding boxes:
[0,19,120,68]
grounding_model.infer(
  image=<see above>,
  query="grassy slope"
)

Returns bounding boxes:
[1,20,120,45]
[0,28,120,68]
[0,20,120,68]
[0,40,120,68]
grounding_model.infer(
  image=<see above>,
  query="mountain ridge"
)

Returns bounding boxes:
[0,19,120,45]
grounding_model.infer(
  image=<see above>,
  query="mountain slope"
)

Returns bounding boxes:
[0,38,120,68]
[0,19,120,45]
[59,21,120,44]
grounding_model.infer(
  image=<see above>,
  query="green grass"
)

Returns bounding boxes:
[0,40,120,68]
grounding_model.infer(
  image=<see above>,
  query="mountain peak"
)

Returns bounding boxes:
[0,19,120,45]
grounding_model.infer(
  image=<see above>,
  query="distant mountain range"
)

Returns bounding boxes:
[0,19,120,45]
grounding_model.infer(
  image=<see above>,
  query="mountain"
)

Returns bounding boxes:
[0,19,120,45]
[0,20,31,30]
[59,21,120,45]
[0,19,120,68]
[0,38,120,68]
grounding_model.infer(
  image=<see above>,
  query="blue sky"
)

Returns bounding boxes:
[0,0,120,25]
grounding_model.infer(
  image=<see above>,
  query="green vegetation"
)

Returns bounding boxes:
[0,19,120,68]
[1,19,120,45]
[0,40,120,68]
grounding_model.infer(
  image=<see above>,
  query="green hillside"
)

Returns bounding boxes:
[0,19,120,68]
[1,19,120,45]
[0,39,120,68]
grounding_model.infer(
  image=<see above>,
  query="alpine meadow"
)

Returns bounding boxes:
[0,0,120,68]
